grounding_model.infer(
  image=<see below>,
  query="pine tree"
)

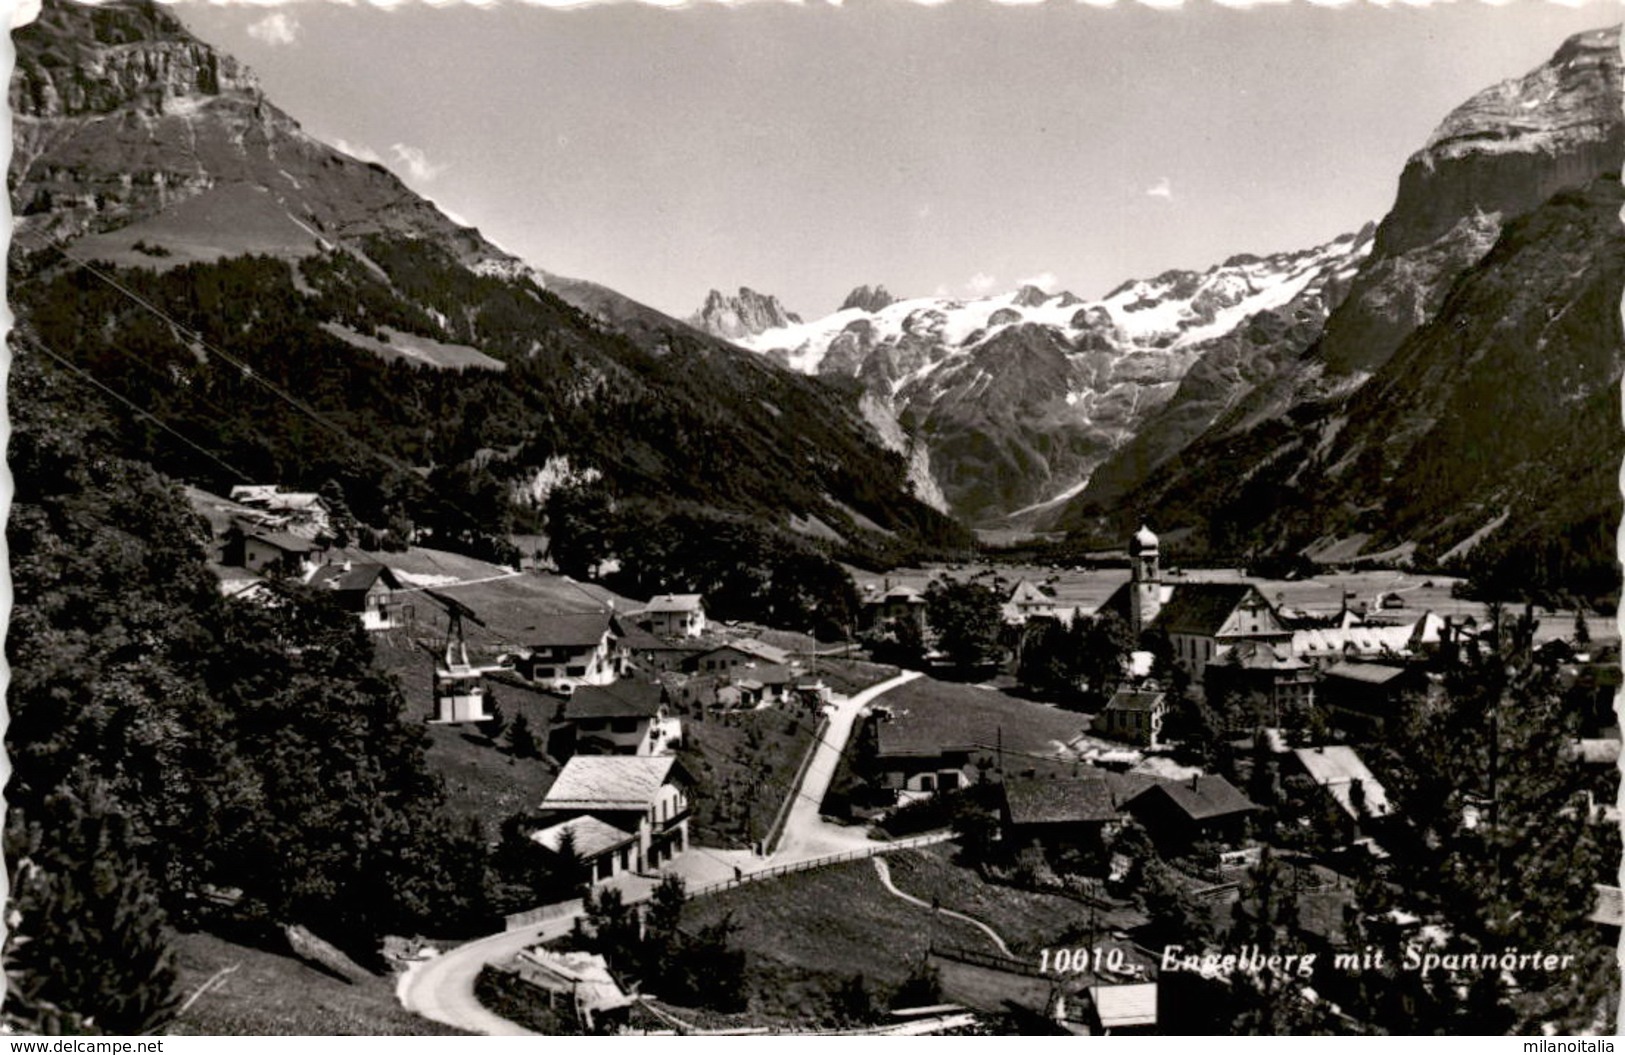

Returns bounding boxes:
[5,781,180,1035]
[506,712,541,759]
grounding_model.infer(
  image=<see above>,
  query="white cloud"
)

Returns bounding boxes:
[247,11,300,46]
[332,138,383,164]
[966,272,997,295]
[1018,271,1058,292]
[391,142,448,182]
[1145,176,1173,199]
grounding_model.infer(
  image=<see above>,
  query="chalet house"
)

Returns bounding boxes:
[871,717,974,800]
[687,638,792,675]
[1004,579,1083,627]
[1291,746,1392,843]
[306,561,412,631]
[1095,689,1167,748]
[221,525,325,578]
[517,613,628,693]
[732,663,798,709]
[1204,641,1318,718]
[640,593,707,638]
[508,948,633,1034]
[1098,527,1290,674]
[546,680,680,760]
[860,583,929,634]
[1000,776,1123,857]
[534,755,693,882]
[1319,662,1424,739]
[1127,774,1257,851]
[619,628,709,675]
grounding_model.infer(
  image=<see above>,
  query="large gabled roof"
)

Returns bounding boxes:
[529,815,637,858]
[1102,689,1166,714]
[1154,583,1269,637]
[543,755,690,810]
[697,637,791,665]
[527,611,621,649]
[1004,777,1120,825]
[307,562,402,593]
[1323,661,1411,686]
[1137,774,1256,821]
[1293,746,1392,820]
[563,680,665,721]
[643,593,704,614]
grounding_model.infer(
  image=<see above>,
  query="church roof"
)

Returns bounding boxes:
[1154,583,1268,636]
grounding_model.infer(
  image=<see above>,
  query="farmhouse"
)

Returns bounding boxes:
[516,612,628,693]
[306,561,411,631]
[221,524,325,578]
[1000,776,1122,856]
[547,680,681,760]
[1127,774,1257,851]
[688,638,792,675]
[640,593,707,638]
[619,627,709,674]
[871,716,975,799]
[535,755,694,882]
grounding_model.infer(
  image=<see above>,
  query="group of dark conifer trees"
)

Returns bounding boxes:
[4,350,492,1033]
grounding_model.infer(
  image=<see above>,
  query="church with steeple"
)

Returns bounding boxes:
[1100,525,1292,675]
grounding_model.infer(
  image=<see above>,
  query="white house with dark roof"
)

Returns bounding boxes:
[517,612,628,693]
[548,680,680,759]
[1096,689,1168,748]
[687,637,792,675]
[537,755,693,882]
[306,561,411,630]
[641,593,707,638]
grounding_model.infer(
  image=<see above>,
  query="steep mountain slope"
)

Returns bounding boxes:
[9,0,967,561]
[1064,26,1624,601]
[729,236,1370,522]
[1060,26,1624,533]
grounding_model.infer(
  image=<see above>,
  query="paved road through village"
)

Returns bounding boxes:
[398,670,925,1035]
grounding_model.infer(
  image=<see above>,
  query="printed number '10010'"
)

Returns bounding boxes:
[1040,947,1126,974]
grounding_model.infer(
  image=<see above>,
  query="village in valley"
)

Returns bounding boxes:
[9,0,1625,1039]
[191,481,1623,1036]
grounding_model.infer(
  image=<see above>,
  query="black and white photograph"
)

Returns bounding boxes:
[3,0,1622,1037]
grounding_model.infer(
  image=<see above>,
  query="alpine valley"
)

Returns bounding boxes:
[703,25,1625,604]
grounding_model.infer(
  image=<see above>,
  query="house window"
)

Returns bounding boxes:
[597,856,613,880]
[940,771,960,791]
[920,774,936,792]
[620,847,630,871]
[565,665,586,677]
[610,718,638,734]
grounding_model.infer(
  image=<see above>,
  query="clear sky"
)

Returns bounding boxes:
[175,0,1622,319]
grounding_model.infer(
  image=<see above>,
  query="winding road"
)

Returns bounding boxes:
[398,670,925,1035]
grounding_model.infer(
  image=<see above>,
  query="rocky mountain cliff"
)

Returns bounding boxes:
[9,0,968,562]
[724,234,1370,522]
[1063,25,1624,602]
[689,287,801,341]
